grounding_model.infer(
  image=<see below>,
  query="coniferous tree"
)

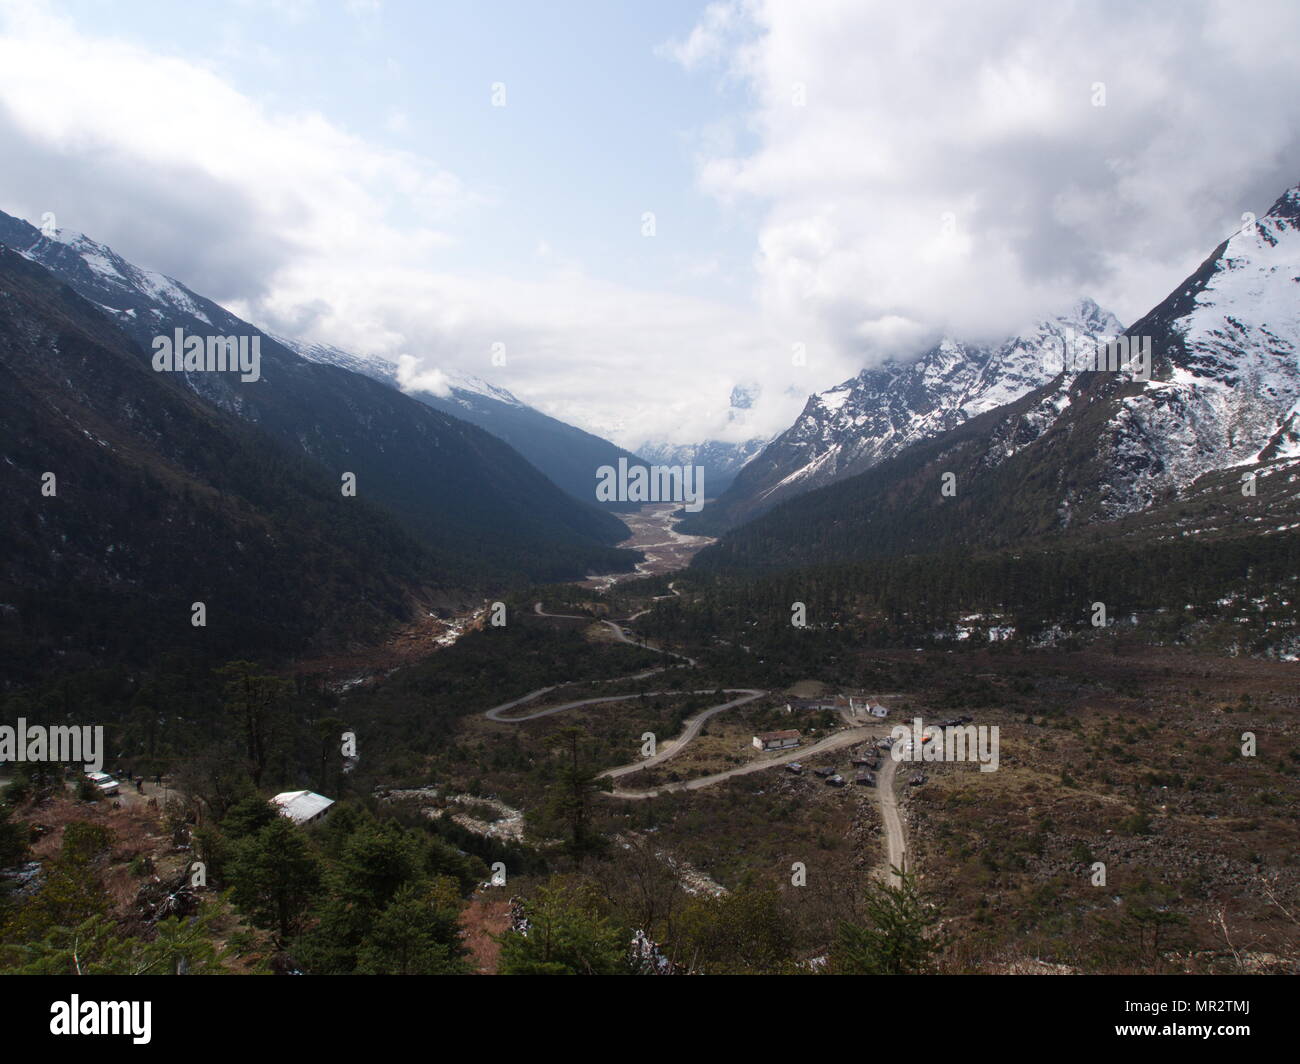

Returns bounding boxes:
[542,726,609,858]
[354,880,470,975]
[227,816,320,942]
[498,881,630,975]
[832,869,943,975]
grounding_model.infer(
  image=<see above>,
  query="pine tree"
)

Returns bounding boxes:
[498,881,629,975]
[832,869,943,975]
[354,880,470,975]
[227,816,320,942]
[542,727,608,858]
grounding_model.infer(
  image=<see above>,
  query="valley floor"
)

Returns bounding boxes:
[352,505,1300,973]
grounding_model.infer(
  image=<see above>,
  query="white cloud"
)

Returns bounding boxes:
[0,1,470,299]
[667,0,1300,353]
[655,0,748,70]
[252,260,802,448]
[394,354,451,397]
[0,1,817,447]
[6,1,1297,456]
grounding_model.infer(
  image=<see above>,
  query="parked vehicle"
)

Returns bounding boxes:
[825,774,846,787]
[785,763,803,775]
[85,771,119,796]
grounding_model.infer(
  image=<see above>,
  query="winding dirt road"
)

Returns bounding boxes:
[487,595,908,880]
[601,722,881,797]
[488,685,762,725]
[532,598,696,665]
[597,687,766,778]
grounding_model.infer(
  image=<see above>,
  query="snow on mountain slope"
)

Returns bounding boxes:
[6,225,215,326]
[638,437,770,495]
[268,334,398,385]
[441,373,524,408]
[696,179,1300,570]
[1079,183,1300,518]
[270,333,524,409]
[689,298,1122,529]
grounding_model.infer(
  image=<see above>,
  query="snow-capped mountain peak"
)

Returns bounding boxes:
[442,373,524,407]
[14,225,215,326]
[270,335,525,408]
[1075,180,1300,516]
[695,298,1125,528]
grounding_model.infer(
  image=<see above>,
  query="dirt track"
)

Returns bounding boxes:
[876,753,906,885]
[484,571,910,882]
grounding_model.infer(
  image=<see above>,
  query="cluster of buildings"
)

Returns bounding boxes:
[783,747,882,788]
[752,694,891,752]
[783,695,890,718]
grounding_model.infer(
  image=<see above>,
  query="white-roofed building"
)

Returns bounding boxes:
[271,790,335,825]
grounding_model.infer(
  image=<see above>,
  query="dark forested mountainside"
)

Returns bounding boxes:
[0,209,638,592]
[0,245,436,679]
[665,528,1300,667]
[410,383,648,513]
[273,333,648,513]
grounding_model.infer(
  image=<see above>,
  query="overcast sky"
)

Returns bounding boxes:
[1,0,1299,449]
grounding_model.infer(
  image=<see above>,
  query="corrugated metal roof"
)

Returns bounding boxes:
[271,790,335,823]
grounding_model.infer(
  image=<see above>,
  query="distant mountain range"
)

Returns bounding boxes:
[695,180,1300,570]
[268,335,648,511]
[637,382,769,496]
[681,298,1124,533]
[637,437,768,496]
[7,175,1296,670]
